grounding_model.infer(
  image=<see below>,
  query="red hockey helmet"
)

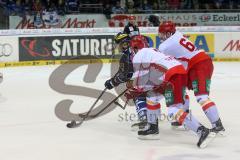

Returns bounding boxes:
[158,21,176,34]
[130,35,148,53]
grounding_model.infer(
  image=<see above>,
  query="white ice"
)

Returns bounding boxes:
[0,62,240,160]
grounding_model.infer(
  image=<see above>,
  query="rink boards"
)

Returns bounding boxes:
[0,27,240,68]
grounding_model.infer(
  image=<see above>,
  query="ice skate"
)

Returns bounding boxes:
[131,120,147,132]
[212,119,226,136]
[138,123,160,140]
[197,126,216,148]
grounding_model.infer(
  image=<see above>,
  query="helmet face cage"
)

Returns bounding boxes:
[114,32,130,52]
[130,35,148,54]
[158,21,176,41]
[159,32,173,42]
[118,41,129,52]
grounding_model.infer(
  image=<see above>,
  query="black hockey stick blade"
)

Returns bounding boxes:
[66,120,79,128]
[66,88,107,128]
[66,89,127,128]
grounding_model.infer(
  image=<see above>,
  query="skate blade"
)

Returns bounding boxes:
[131,123,140,132]
[138,134,160,140]
[131,124,139,132]
[217,130,227,137]
[199,132,216,149]
[131,123,147,132]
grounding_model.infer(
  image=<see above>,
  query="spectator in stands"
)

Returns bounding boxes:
[22,0,32,16]
[103,3,112,19]
[5,0,17,15]
[42,2,61,28]
[32,0,44,28]
[214,0,225,9]
[229,0,240,9]
[199,0,214,9]
[142,0,153,13]
[112,1,125,14]
[180,0,190,9]
[152,2,159,10]
[126,1,137,14]
[167,0,180,9]
[0,0,7,5]
[192,0,200,9]
[32,0,43,12]
[65,0,78,13]
[13,0,24,16]
[132,0,144,12]
[238,0,240,9]
[57,0,65,15]
[119,0,126,9]
[159,0,169,10]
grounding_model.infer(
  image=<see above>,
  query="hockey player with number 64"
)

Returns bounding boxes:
[128,35,216,148]
[158,21,225,135]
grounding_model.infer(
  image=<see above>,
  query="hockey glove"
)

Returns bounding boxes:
[126,80,133,89]
[104,79,114,90]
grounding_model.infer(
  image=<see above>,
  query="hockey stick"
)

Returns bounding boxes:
[86,89,128,119]
[114,99,129,110]
[66,88,107,128]
[68,89,128,128]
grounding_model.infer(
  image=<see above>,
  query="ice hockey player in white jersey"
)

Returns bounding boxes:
[127,35,216,148]
[158,21,225,135]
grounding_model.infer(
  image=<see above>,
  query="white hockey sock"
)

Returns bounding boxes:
[182,113,202,134]
[147,103,161,124]
[202,101,220,127]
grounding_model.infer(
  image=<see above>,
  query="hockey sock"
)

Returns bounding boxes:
[183,94,190,112]
[181,113,202,134]
[135,97,147,121]
[147,103,161,124]
[169,106,202,135]
[201,100,220,128]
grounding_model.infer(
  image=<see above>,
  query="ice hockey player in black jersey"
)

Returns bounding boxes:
[104,32,133,89]
[104,32,147,130]
[123,15,140,37]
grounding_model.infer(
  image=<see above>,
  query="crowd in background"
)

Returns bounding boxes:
[0,0,239,28]
[0,0,240,18]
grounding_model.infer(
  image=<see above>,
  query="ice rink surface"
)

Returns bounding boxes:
[0,62,240,160]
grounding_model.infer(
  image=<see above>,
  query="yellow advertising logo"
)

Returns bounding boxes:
[143,33,214,56]
[185,33,214,53]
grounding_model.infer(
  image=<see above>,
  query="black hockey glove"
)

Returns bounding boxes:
[104,79,114,90]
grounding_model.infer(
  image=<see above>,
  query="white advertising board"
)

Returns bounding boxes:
[0,37,19,62]
[10,14,108,29]
[1,27,240,64]
[215,32,240,58]
[10,12,240,29]
[110,13,240,27]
